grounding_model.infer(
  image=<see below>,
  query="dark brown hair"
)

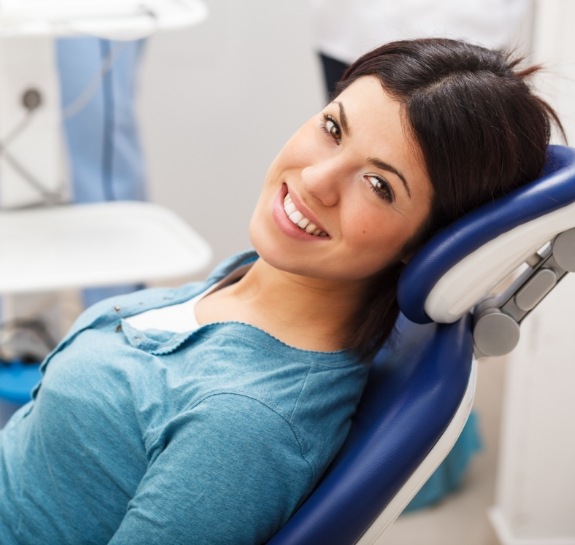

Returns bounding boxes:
[336,38,564,361]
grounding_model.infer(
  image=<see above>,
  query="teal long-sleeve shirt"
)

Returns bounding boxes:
[0,252,368,544]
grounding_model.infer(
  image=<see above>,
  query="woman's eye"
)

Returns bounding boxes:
[366,175,394,202]
[320,114,342,144]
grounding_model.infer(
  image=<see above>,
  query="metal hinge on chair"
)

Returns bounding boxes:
[473,227,575,357]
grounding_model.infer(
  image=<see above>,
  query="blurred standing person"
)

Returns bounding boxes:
[57,37,148,307]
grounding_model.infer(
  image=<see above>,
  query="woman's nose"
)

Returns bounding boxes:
[301,158,344,207]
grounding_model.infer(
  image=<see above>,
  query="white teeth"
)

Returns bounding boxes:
[283,193,327,237]
[284,200,297,215]
[289,210,304,223]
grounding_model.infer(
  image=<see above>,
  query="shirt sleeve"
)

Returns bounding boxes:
[108,393,313,545]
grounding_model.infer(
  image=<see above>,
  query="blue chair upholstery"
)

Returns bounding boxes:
[269,145,575,545]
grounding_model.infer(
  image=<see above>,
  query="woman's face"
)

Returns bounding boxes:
[250,75,433,287]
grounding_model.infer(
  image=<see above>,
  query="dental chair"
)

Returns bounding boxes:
[268,144,575,545]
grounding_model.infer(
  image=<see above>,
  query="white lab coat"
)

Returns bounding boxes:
[310,0,530,63]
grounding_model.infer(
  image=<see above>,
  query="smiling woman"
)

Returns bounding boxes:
[220,38,562,361]
[0,38,564,545]
[239,75,433,353]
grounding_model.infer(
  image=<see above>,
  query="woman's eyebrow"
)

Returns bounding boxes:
[368,157,412,198]
[334,101,351,137]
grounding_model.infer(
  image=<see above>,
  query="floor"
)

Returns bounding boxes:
[381,355,508,545]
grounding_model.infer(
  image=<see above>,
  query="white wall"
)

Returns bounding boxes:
[137,0,324,272]
[530,0,575,143]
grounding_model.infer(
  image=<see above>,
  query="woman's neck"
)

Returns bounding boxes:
[196,258,366,352]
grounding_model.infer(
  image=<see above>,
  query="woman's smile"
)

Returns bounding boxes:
[271,184,331,241]
[282,188,330,238]
[283,193,329,237]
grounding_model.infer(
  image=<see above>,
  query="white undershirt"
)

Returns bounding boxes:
[125,263,252,333]
[124,288,211,333]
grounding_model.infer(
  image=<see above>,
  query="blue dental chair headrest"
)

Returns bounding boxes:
[399,145,575,324]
